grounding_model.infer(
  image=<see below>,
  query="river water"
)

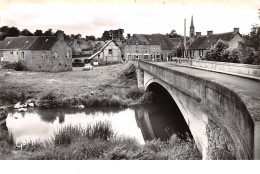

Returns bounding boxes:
[6,104,191,145]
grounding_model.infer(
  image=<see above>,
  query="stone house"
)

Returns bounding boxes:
[124,34,175,61]
[185,28,244,59]
[87,40,122,64]
[0,32,72,72]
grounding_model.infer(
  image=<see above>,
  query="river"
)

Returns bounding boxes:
[6,104,191,145]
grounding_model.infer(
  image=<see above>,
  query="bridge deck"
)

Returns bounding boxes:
[152,62,260,122]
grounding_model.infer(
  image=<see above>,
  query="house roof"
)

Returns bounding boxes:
[188,32,241,50]
[0,36,58,50]
[127,34,175,50]
[88,40,120,60]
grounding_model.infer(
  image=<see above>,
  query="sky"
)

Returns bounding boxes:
[0,0,259,38]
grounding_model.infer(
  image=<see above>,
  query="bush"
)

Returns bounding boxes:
[2,61,27,71]
[37,91,61,108]
[125,88,144,100]
[227,49,241,63]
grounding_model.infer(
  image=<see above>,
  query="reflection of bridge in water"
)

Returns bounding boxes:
[135,103,191,142]
[136,60,260,160]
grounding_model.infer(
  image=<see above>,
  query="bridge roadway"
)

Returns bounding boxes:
[154,62,260,122]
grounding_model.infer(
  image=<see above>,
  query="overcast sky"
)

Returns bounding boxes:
[0,0,259,38]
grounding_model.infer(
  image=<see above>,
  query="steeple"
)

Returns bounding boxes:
[190,15,195,38]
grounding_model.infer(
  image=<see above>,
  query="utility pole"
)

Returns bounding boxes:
[184,18,186,58]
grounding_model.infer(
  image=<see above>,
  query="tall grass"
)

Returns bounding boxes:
[53,121,114,147]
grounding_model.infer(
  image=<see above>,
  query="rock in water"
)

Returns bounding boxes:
[78,105,85,109]
[18,108,27,112]
[28,103,34,107]
[14,102,22,109]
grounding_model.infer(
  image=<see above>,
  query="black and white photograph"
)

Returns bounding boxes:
[0,0,259,170]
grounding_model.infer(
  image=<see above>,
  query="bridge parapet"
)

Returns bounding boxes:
[170,58,260,80]
[137,60,257,159]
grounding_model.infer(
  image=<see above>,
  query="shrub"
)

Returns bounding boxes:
[2,61,27,71]
[125,88,144,100]
[227,49,242,63]
[37,91,61,108]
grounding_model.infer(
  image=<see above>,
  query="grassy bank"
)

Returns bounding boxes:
[0,62,146,108]
[0,121,202,160]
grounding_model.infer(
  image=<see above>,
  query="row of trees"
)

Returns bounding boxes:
[0,26,125,42]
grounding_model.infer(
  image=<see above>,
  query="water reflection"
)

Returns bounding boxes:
[6,103,191,145]
[135,104,191,142]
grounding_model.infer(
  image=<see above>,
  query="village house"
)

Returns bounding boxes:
[87,40,122,65]
[185,28,244,59]
[0,31,72,72]
[183,15,244,59]
[124,34,175,61]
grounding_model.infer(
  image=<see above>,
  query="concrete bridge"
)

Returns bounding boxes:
[136,59,260,160]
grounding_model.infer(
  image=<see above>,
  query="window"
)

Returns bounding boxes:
[10,51,13,55]
[144,55,149,59]
[17,52,19,55]
[108,49,112,54]
[21,52,24,59]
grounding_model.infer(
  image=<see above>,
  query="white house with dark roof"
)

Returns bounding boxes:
[0,31,72,72]
[87,40,122,65]
[185,28,244,59]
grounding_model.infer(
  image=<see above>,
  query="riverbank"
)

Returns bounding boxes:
[0,62,145,108]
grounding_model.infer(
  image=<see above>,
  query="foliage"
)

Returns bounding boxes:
[244,24,260,51]
[203,40,229,61]
[34,29,43,36]
[85,35,96,41]
[101,29,124,41]
[203,39,259,64]
[166,29,182,38]
[20,29,33,36]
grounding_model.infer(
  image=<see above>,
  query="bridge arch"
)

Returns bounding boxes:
[145,74,210,159]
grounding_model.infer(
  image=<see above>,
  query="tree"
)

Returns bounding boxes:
[203,40,229,61]
[0,26,20,40]
[34,29,43,36]
[7,27,20,37]
[20,29,33,36]
[244,24,260,51]
[86,35,96,41]
[101,29,125,41]
[43,29,53,36]
[166,29,181,38]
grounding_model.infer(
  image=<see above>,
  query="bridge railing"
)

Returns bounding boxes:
[169,58,260,79]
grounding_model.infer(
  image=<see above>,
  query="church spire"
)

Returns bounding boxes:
[190,15,195,38]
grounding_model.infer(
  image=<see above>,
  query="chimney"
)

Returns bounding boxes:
[207,31,213,36]
[57,31,64,41]
[233,28,239,33]
[196,32,201,37]
[127,33,131,39]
